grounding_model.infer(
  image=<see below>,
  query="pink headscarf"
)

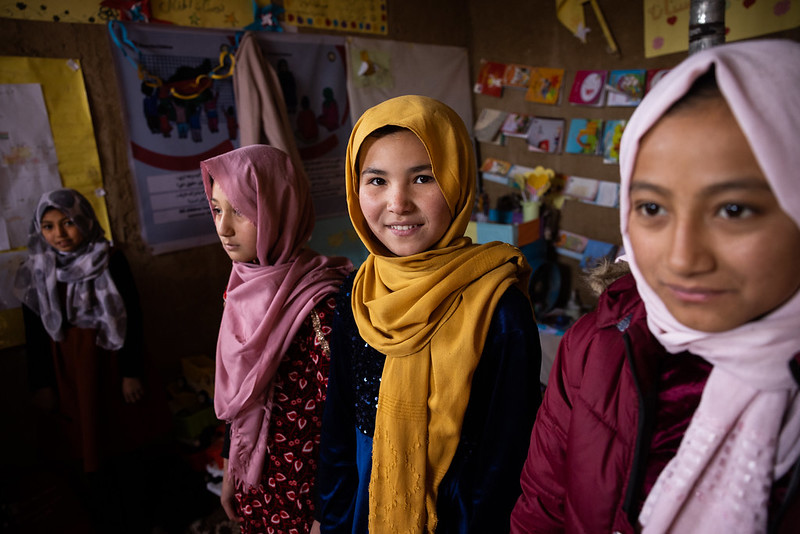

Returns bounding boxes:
[618,40,800,533]
[201,145,352,489]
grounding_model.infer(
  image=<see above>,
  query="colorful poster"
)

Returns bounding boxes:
[110,23,352,254]
[644,0,800,58]
[284,0,387,35]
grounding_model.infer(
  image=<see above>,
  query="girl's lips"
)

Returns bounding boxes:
[387,223,422,236]
[664,283,727,303]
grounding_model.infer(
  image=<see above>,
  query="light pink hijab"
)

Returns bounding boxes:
[618,40,800,533]
[201,145,352,489]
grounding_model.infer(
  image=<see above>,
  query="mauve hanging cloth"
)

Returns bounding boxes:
[233,32,306,178]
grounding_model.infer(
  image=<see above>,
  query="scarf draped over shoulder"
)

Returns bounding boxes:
[346,95,532,532]
[201,145,352,489]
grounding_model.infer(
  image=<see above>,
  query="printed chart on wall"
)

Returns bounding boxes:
[111,24,354,255]
[109,23,241,254]
[644,0,800,58]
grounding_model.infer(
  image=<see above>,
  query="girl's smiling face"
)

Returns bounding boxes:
[628,98,800,332]
[357,129,452,257]
[40,208,85,252]
[210,181,258,263]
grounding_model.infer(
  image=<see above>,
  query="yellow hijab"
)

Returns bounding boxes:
[346,95,532,532]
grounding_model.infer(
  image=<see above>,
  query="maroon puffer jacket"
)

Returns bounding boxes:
[511,274,800,534]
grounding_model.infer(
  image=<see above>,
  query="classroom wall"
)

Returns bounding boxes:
[0,1,797,382]
[0,0,470,383]
[467,0,799,309]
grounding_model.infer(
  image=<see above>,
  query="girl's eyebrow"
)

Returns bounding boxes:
[630,177,772,196]
[361,163,433,177]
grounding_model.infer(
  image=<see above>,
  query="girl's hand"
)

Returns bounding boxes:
[311,520,322,534]
[122,377,144,403]
[221,459,240,521]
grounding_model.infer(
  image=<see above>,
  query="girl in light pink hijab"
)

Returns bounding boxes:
[512,39,800,534]
[201,145,351,533]
[619,39,800,533]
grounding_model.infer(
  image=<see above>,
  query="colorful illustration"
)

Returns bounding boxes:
[500,113,534,138]
[602,119,627,163]
[568,70,607,106]
[646,68,671,93]
[565,118,604,155]
[503,64,533,88]
[474,60,507,98]
[525,67,565,105]
[606,69,646,107]
[526,117,565,154]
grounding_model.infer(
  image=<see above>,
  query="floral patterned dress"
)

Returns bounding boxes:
[234,296,336,534]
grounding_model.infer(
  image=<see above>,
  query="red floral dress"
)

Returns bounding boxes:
[234,297,335,534]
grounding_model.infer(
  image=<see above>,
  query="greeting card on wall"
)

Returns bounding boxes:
[568,70,608,106]
[503,64,533,89]
[646,68,671,93]
[526,117,565,154]
[602,120,627,164]
[500,113,534,138]
[284,0,387,35]
[565,118,604,155]
[605,69,646,107]
[480,157,511,184]
[473,108,509,144]
[525,67,565,105]
[474,60,507,98]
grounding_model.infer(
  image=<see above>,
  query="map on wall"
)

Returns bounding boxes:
[644,0,800,58]
[284,0,387,34]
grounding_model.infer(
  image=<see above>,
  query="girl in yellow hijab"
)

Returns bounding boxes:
[316,95,542,533]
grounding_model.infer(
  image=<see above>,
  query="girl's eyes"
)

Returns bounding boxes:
[363,175,434,186]
[632,201,757,220]
[717,203,754,219]
[364,177,386,186]
[634,201,665,217]
[211,207,222,216]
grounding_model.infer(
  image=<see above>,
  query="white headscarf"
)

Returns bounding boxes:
[618,39,800,534]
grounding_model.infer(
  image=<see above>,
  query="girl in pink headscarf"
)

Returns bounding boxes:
[512,39,800,534]
[201,145,352,534]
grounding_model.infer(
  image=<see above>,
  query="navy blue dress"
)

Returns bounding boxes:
[317,273,543,533]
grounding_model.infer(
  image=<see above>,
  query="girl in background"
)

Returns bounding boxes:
[317,95,542,532]
[511,39,800,533]
[201,145,351,534]
[14,188,168,532]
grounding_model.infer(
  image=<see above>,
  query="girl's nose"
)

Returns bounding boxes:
[216,212,234,236]
[387,185,413,214]
[666,218,715,275]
